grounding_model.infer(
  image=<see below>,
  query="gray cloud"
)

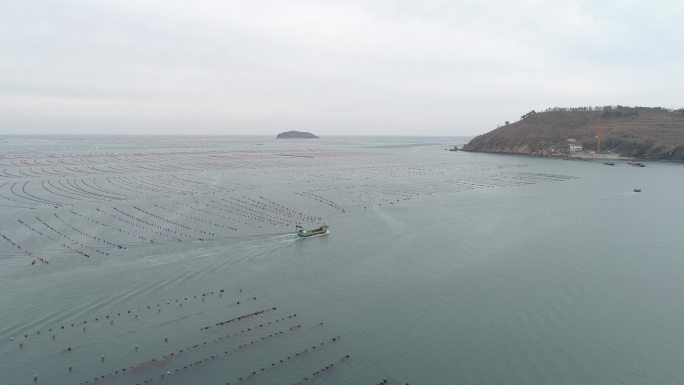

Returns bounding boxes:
[1,0,682,135]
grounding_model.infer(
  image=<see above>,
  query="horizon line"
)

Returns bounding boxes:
[0,134,475,138]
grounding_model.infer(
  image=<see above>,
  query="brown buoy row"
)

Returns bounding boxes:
[72,322,307,385]
[104,174,222,197]
[41,179,109,204]
[9,153,226,191]
[212,312,297,335]
[206,199,288,228]
[0,202,37,209]
[257,195,319,224]
[172,200,239,231]
[1,147,359,182]
[133,206,194,231]
[10,288,233,344]
[328,168,580,210]
[291,355,353,385]
[61,178,126,202]
[0,230,48,264]
[218,196,318,228]
[226,338,344,385]
[153,203,234,232]
[295,191,345,212]
[70,209,151,242]
[111,207,185,242]
[372,379,410,385]
[136,331,338,385]
[200,305,278,331]
[18,218,60,253]
[35,216,104,256]
[96,207,164,242]
[53,213,126,250]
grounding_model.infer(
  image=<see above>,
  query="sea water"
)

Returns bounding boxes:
[1,135,683,385]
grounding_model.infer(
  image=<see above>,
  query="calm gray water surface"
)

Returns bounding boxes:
[1,136,683,385]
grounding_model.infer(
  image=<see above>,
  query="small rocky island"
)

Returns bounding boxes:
[463,106,684,161]
[276,131,319,139]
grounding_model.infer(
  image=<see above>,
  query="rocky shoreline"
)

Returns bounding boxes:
[463,106,684,161]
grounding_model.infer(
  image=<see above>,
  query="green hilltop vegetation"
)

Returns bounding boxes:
[463,106,684,160]
[276,131,319,139]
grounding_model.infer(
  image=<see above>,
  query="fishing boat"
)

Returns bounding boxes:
[296,225,329,237]
[633,188,642,193]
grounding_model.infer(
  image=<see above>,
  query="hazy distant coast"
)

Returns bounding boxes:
[463,106,684,161]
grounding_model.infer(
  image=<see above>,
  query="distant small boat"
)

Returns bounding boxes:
[296,225,329,237]
[633,188,641,193]
[628,162,645,167]
[603,162,615,166]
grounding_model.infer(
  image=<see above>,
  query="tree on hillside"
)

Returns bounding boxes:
[521,110,536,120]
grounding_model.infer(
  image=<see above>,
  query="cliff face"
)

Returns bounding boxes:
[463,107,684,160]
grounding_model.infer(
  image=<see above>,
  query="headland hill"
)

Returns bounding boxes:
[276,131,319,139]
[462,106,684,161]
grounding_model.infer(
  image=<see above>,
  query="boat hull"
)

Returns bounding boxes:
[297,227,329,237]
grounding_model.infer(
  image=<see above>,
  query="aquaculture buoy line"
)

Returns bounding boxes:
[70,209,152,243]
[18,218,86,260]
[372,379,411,385]
[0,202,37,209]
[35,216,109,256]
[0,230,47,264]
[222,338,345,385]
[7,283,345,385]
[8,288,241,345]
[172,200,239,231]
[95,207,168,242]
[80,178,134,200]
[132,205,215,237]
[42,179,102,204]
[0,146,367,184]
[70,321,309,385]
[258,195,317,223]
[0,171,235,207]
[112,207,184,242]
[301,170,581,211]
[124,330,343,385]
[223,196,319,226]
[2,188,327,265]
[13,289,292,384]
[290,355,349,385]
[64,178,125,201]
[53,213,127,250]
[0,181,39,207]
[133,206,193,231]
[152,204,223,234]
[199,306,278,331]
[295,191,346,212]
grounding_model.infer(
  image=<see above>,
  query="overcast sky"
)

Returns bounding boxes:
[1,0,682,136]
